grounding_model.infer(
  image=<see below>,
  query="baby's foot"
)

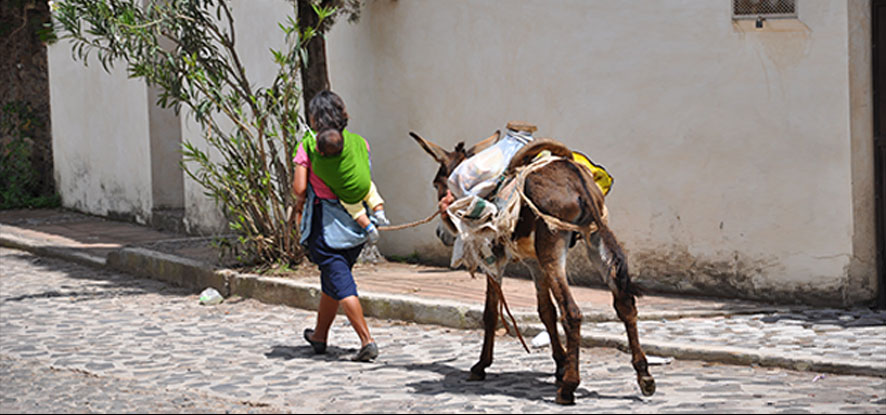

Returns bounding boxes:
[374,209,390,226]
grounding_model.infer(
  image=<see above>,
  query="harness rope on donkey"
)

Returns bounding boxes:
[375,153,607,355]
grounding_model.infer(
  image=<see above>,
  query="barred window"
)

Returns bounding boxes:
[733,0,796,19]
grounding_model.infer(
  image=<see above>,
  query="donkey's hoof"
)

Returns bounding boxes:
[468,365,486,381]
[555,389,576,405]
[639,375,656,396]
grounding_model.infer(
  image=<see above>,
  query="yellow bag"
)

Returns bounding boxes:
[571,151,613,196]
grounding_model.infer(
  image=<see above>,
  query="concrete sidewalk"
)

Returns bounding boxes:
[1,208,884,378]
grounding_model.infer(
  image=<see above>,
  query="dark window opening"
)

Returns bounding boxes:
[733,0,797,19]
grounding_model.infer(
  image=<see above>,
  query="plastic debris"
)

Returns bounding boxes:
[646,355,674,366]
[531,331,551,348]
[812,374,827,382]
[198,287,224,305]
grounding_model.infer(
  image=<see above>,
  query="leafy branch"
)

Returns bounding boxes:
[52,0,336,265]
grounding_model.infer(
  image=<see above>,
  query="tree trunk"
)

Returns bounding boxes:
[297,0,331,115]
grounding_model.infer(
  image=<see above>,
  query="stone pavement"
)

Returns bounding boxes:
[2,248,884,413]
[1,208,885,379]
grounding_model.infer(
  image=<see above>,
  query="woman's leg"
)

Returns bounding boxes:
[339,295,373,347]
[310,292,340,342]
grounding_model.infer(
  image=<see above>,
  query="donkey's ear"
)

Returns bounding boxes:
[466,129,500,158]
[410,131,450,164]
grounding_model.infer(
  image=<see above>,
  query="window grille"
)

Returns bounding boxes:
[732,0,796,19]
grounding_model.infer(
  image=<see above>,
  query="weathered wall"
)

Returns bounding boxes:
[47,42,153,223]
[147,85,183,211]
[44,0,877,305]
[323,0,876,305]
[179,0,293,234]
[45,0,294,234]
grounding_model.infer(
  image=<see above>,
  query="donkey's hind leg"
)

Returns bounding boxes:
[613,291,656,396]
[588,232,656,397]
[469,272,501,381]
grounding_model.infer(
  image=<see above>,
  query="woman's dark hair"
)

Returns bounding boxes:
[308,90,349,132]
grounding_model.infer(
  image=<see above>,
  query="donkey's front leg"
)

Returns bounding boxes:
[537,226,581,405]
[524,259,567,386]
[469,273,501,381]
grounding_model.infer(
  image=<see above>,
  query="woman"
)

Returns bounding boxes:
[293,90,377,362]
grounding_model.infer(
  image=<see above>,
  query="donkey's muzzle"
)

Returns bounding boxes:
[436,223,457,247]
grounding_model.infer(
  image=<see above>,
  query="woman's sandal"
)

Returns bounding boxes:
[303,328,327,354]
[351,342,378,362]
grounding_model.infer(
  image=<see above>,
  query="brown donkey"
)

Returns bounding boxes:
[410,131,656,405]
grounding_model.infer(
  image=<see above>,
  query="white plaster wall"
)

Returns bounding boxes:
[45,0,875,304]
[48,40,153,223]
[148,84,184,210]
[180,0,294,234]
[323,0,875,304]
[180,115,227,235]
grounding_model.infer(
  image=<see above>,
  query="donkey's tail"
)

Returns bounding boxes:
[571,161,642,298]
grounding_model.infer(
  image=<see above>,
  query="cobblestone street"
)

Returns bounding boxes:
[2,247,885,413]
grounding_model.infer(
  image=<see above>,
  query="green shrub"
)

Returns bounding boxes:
[0,101,60,210]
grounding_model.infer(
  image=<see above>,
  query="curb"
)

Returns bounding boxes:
[107,247,231,294]
[0,224,106,268]
[568,329,886,378]
[2,232,884,378]
[105,246,487,330]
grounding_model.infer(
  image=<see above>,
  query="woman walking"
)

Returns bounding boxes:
[292,90,378,362]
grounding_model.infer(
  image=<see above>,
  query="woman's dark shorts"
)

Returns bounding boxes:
[307,202,364,300]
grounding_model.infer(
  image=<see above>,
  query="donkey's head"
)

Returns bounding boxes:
[409,130,500,245]
[409,130,500,202]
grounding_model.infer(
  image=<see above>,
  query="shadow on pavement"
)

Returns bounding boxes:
[398,360,644,405]
[1,250,195,300]
[757,309,886,328]
[265,344,644,405]
[2,286,149,303]
[266,345,360,361]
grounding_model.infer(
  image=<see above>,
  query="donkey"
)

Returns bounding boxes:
[410,131,656,405]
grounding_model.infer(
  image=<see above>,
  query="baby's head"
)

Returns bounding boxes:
[317,128,344,157]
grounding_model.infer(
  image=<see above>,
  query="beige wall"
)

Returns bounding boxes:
[324,0,876,305]
[48,43,154,224]
[147,84,184,211]
[46,1,876,305]
[179,0,293,234]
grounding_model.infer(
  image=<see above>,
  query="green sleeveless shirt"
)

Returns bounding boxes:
[302,129,372,204]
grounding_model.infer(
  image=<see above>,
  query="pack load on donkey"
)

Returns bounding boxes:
[442,121,615,277]
[410,122,654,405]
